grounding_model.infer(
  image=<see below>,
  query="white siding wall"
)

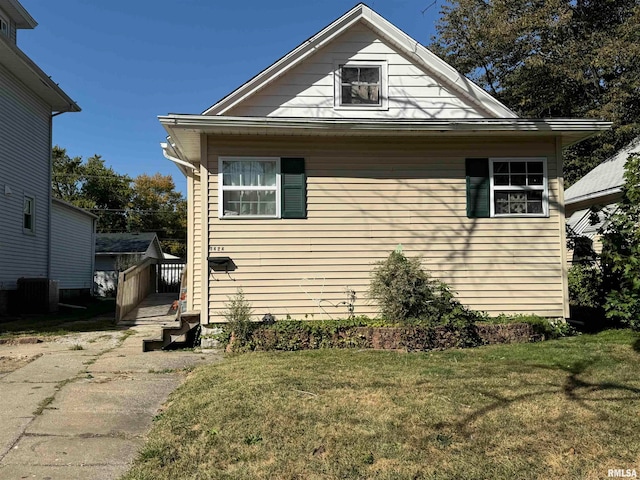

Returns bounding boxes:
[0,62,51,291]
[51,201,95,290]
[226,22,489,119]
[202,135,566,322]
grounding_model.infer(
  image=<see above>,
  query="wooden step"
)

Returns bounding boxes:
[142,312,201,352]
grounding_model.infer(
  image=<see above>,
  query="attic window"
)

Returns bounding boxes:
[335,61,387,109]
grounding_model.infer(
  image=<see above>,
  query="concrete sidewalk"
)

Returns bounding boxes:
[0,325,221,479]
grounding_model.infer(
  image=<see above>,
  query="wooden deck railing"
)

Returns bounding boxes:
[115,257,157,321]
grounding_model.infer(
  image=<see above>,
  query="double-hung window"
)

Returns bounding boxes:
[219,157,306,219]
[490,158,547,216]
[23,195,35,234]
[220,158,279,218]
[466,157,548,218]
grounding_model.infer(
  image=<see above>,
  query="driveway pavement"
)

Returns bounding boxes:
[0,325,221,479]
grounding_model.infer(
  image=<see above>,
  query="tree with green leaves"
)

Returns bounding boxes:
[431,0,640,185]
[599,153,640,331]
[52,148,133,230]
[51,146,187,256]
[129,173,187,257]
[81,155,133,232]
[52,146,85,204]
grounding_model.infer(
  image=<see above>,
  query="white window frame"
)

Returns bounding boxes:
[218,157,281,219]
[334,60,388,110]
[23,194,35,234]
[489,157,548,218]
[0,12,9,37]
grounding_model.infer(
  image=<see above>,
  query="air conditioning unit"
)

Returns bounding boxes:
[16,278,59,314]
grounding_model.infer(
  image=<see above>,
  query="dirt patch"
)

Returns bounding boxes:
[0,353,42,374]
[52,331,122,350]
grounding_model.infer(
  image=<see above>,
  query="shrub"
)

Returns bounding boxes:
[489,314,576,339]
[223,289,254,348]
[368,250,483,326]
[600,153,640,331]
[568,263,603,308]
[369,251,434,321]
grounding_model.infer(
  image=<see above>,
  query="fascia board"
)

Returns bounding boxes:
[0,39,80,112]
[160,115,610,133]
[204,3,518,120]
[203,4,366,116]
[565,187,623,206]
[51,197,98,219]
[0,0,37,28]
[359,8,518,119]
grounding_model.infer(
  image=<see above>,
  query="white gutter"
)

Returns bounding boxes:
[565,187,623,206]
[160,115,611,132]
[161,142,197,173]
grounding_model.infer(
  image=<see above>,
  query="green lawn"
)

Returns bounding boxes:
[123,330,640,480]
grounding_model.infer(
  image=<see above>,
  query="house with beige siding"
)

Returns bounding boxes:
[0,0,80,313]
[160,3,610,324]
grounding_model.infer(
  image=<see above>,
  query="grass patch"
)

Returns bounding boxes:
[33,377,78,415]
[0,298,118,339]
[123,329,640,480]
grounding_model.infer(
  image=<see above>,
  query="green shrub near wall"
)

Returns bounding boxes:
[210,316,562,353]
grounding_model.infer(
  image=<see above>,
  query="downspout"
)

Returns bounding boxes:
[48,111,65,281]
[47,113,54,280]
[90,216,96,295]
[161,143,198,175]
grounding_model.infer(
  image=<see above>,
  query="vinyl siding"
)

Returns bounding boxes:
[51,201,95,290]
[0,62,51,290]
[225,22,489,119]
[189,168,203,311]
[203,135,565,322]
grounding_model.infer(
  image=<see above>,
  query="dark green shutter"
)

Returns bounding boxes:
[281,158,306,219]
[466,158,490,218]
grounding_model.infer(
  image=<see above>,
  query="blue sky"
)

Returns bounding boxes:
[20,1,444,194]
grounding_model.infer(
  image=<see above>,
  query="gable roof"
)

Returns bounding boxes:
[203,3,516,119]
[565,136,640,209]
[160,4,611,169]
[95,233,160,255]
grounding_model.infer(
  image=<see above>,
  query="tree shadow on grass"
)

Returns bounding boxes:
[633,336,640,353]
[452,360,640,435]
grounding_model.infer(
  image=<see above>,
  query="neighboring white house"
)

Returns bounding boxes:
[565,136,640,262]
[94,233,164,296]
[565,136,640,217]
[51,198,97,299]
[0,0,80,313]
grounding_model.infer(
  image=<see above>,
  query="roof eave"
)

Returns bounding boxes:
[0,38,80,112]
[159,115,612,163]
[202,3,516,119]
[202,4,365,116]
[565,187,624,207]
[0,0,37,28]
[51,197,98,219]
